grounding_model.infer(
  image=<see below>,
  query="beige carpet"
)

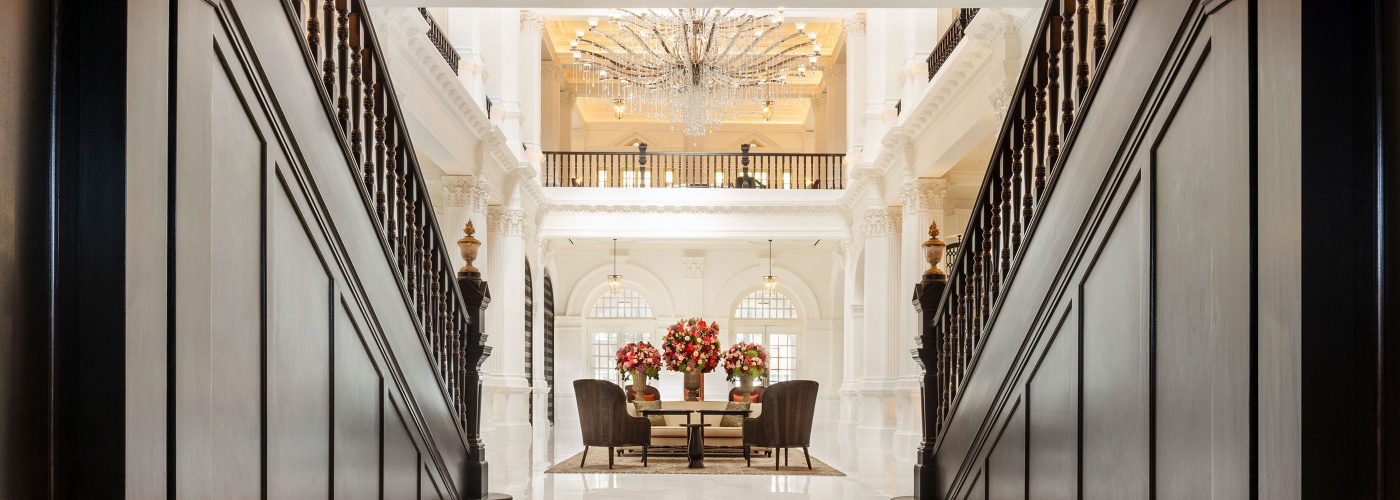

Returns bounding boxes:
[545,448,845,476]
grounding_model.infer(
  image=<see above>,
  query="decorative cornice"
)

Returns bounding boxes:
[486,206,528,236]
[862,209,892,237]
[681,257,706,279]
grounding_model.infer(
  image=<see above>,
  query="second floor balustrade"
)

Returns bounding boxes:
[542,144,846,190]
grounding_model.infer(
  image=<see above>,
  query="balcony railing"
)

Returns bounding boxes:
[418,8,460,74]
[542,145,846,189]
[919,0,1132,440]
[287,0,479,429]
[927,8,979,81]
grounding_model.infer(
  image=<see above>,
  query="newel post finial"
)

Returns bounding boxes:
[923,221,946,275]
[458,220,482,273]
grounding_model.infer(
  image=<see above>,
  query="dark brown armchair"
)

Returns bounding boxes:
[573,379,651,469]
[743,380,819,470]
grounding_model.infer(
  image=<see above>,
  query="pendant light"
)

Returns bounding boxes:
[607,238,623,293]
[762,239,778,293]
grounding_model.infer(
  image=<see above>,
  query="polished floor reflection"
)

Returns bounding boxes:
[493,421,914,499]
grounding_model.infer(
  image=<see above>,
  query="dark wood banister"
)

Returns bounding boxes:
[913,0,1136,478]
[281,0,491,447]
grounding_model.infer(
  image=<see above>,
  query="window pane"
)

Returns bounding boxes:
[733,290,797,319]
[591,289,654,318]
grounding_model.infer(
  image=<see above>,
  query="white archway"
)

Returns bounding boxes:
[563,262,677,318]
[710,265,823,320]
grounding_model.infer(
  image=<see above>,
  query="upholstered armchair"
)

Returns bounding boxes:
[626,384,661,402]
[742,380,819,470]
[573,379,651,469]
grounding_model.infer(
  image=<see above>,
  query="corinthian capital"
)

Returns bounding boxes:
[862,209,892,237]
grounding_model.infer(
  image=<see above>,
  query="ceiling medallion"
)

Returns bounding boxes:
[569,8,821,136]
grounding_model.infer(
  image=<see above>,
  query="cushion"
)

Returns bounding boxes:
[639,393,659,401]
[633,400,666,426]
[720,402,750,427]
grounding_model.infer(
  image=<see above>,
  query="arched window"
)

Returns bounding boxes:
[733,289,798,319]
[590,288,653,318]
[589,288,655,382]
[732,290,800,383]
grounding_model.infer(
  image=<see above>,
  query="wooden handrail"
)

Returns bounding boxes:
[927,8,979,81]
[419,8,461,75]
[542,147,846,189]
[284,0,481,432]
[921,0,1133,443]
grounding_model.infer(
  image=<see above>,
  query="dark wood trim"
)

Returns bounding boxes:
[51,0,129,494]
[1299,0,1385,496]
[1383,0,1400,494]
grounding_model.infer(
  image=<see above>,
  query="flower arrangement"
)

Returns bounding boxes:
[661,318,722,373]
[615,341,662,382]
[721,342,769,382]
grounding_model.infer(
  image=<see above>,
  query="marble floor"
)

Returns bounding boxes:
[490,422,916,500]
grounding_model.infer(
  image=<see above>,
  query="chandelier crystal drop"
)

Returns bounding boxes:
[570,8,821,136]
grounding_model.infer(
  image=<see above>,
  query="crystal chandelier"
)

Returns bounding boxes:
[570,8,821,136]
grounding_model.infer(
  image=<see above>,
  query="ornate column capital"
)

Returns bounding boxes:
[842,14,867,36]
[824,63,846,83]
[441,175,472,208]
[810,92,828,112]
[486,206,528,236]
[887,207,903,232]
[901,178,950,214]
[862,209,893,238]
[835,239,852,268]
[541,61,563,81]
[681,257,706,279]
[465,176,490,213]
[520,10,545,38]
[560,89,577,107]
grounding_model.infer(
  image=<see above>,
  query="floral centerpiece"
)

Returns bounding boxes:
[662,318,722,400]
[721,342,768,381]
[615,341,662,394]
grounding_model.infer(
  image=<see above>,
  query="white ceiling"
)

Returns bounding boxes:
[373,1,1041,8]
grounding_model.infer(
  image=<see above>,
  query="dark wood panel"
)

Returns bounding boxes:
[0,0,55,496]
[986,399,1025,499]
[335,302,383,500]
[1079,182,1148,499]
[385,397,422,498]
[267,179,333,499]
[1027,308,1076,500]
[1152,3,1252,496]
[963,468,985,500]
[423,464,446,500]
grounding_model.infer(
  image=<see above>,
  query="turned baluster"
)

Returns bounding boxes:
[306,0,323,66]
[362,54,378,200]
[1060,0,1078,133]
[321,0,336,96]
[1031,54,1048,219]
[386,119,402,267]
[1044,17,1062,196]
[1092,0,1108,64]
[334,2,350,133]
[1076,0,1092,98]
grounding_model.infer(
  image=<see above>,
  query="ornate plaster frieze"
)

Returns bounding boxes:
[987,83,1013,122]
[487,206,528,236]
[862,209,893,237]
[681,257,706,279]
[836,239,852,268]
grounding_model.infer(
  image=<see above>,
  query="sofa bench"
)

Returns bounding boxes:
[626,400,763,447]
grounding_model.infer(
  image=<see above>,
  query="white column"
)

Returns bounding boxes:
[842,15,866,160]
[824,64,847,155]
[448,9,489,111]
[858,208,898,464]
[520,10,544,157]
[483,200,531,488]
[837,239,862,442]
[541,62,562,151]
[894,178,947,460]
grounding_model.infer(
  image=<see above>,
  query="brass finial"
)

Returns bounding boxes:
[922,221,946,275]
[458,220,482,273]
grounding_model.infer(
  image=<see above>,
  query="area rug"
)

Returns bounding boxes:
[545,448,845,476]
